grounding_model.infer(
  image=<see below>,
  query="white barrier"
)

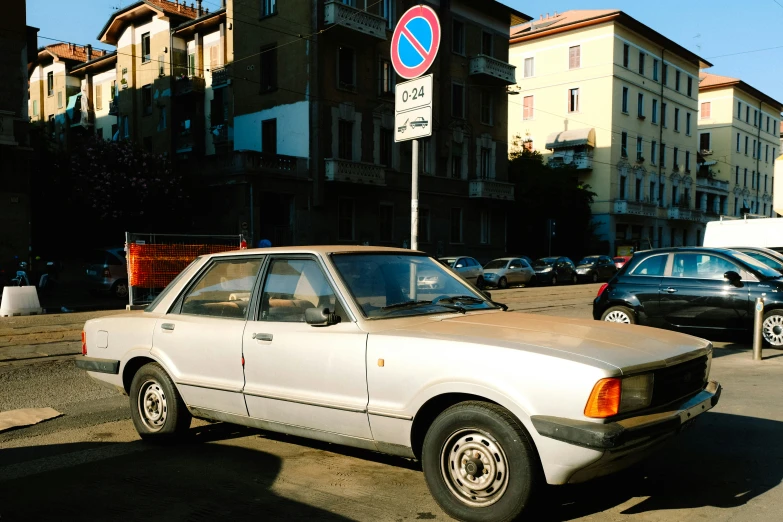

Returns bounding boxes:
[0,286,43,317]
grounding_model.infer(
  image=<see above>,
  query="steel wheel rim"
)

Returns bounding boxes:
[138,379,168,431]
[604,310,631,323]
[116,283,129,298]
[763,315,783,346]
[440,428,510,508]
[499,277,507,289]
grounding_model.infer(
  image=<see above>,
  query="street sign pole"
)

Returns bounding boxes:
[411,139,418,250]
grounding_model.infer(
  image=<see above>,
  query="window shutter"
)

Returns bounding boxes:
[210,46,218,69]
[96,84,102,110]
[701,102,711,119]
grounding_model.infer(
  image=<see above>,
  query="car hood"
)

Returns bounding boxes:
[375,311,710,373]
[533,266,553,271]
[576,264,596,269]
[483,268,507,275]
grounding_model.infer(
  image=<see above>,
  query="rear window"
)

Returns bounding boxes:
[630,255,667,276]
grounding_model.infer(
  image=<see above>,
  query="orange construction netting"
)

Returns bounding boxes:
[128,242,240,288]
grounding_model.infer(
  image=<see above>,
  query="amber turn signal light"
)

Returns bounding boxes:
[81,331,87,356]
[584,377,621,418]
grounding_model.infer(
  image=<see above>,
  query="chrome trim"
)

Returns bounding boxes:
[368,410,414,421]
[176,380,244,393]
[242,391,367,413]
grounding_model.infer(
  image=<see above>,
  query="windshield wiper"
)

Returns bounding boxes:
[434,295,508,311]
[381,300,466,314]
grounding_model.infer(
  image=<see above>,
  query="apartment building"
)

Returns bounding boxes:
[697,72,782,219]
[201,0,527,257]
[509,10,711,254]
[70,53,119,141]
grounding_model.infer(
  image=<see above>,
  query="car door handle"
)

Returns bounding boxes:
[663,287,678,294]
[252,333,273,342]
[160,323,175,331]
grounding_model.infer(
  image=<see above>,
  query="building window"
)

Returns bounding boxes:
[650,179,656,201]
[662,63,668,85]
[637,93,644,118]
[261,0,276,17]
[636,177,643,202]
[382,0,394,30]
[659,180,666,206]
[735,166,739,184]
[141,32,151,63]
[32,99,38,116]
[379,59,394,95]
[661,102,667,127]
[766,144,770,162]
[451,142,462,179]
[652,59,659,81]
[674,108,680,131]
[673,147,679,169]
[338,198,354,241]
[480,211,490,244]
[480,147,492,179]
[745,136,749,154]
[142,85,152,116]
[208,46,219,70]
[450,208,463,243]
[767,116,770,133]
[568,87,579,112]
[380,128,392,167]
[651,141,657,164]
[746,106,750,123]
[158,105,167,131]
[621,87,628,113]
[480,91,493,125]
[337,46,355,89]
[452,82,464,118]
[700,133,711,151]
[262,119,277,154]
[622,43,629,67]
[482,31,493,57]
[652,99,658,123]
[765,175,769,191]
[660,143,666,166]
[621,131,628,158]
[685,151,690,172]
[522,95,533,120]
[636,136,643,161]
[95,84,102,110]
[143,136,153,152]
[338,120,353,160]
[379,204,394,242]
[754,110,758,127]
[675,70,681,91]
[260,45,278,92]
[47,72,53,96]
[569,45,580,69]
[420,139,432,175]
[638,52,645,74]
[419,208,430,243]
[737,101,742,118]
[619,170,627,199]
[734,197,739,216]
[452,20,465,54]
[523,57,534,78]
[187,52,195,77]
[752,170,755,189]
[736,132,741,152]
[700,102,710,119]
[744,168,748,187]
[687,76,693,97]
[686,112,691,135]
[57,91,63,109]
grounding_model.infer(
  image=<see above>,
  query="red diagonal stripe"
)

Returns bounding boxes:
[400,24,430,61]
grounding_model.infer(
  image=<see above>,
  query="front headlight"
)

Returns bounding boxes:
[619,374,654,412]
[538,267,552,272]
[584,374,654,418]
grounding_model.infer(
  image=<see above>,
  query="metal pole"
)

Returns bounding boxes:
[752,296,764,361]
[125,231,134,308]
[411,138,419,251]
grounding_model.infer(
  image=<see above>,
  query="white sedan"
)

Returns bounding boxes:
[77,246,720,522]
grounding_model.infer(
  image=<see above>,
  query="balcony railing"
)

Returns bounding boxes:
[695,176,730,192]
[469,179,515,201]
[108,99,118,116]
[211,124,229,146]
[212,66,229,88]
[324,1,388,40]
[549,152,593,170]
[176,132,194,152]
[613,199,657,217]
[325,158,386,185]
[174,76,205,96]
[668,207,704,222]
[469,55,516,85]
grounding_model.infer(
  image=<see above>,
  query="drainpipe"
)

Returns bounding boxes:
[756,100,762,213]
[657,48,665,246]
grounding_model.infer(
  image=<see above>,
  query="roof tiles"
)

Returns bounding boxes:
[44,43,108,63]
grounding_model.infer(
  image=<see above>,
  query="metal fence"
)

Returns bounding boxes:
[125,232,243,307]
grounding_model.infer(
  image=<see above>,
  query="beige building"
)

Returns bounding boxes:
[697,73,782,220]
[71,53,118,141]
[509,10,711,254]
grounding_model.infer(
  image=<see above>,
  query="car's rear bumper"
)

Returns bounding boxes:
[75,357,120,374]
[532,380,720,451]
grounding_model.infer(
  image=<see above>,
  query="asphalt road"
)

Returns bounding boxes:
[1,283,782,521]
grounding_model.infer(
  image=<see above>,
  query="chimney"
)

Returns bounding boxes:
[197,0,202,16]
[86,44,92,61]
[221,0,226,7]
[539,15,543,21]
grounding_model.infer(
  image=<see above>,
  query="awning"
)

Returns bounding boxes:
[66,93,81,123]
[545,128,595,150]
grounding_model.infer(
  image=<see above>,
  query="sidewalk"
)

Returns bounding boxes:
[0,310,130,366]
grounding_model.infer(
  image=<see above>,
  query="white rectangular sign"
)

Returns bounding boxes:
[395,106,432,142]
[395,75,433,114]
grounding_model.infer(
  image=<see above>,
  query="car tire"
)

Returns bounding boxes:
[111,279,129,299]
[476,276,485,290]
[422,401,540,522]
[591,273,599,283]
[551,275,557,286]
[601,305,635,324]
[762,310,783,348]
[571,274,578,284]
[498,277,508,289]
[129,362,192,440]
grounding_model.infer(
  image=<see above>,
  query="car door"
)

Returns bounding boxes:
[507,259,524,284]
[469,257,482,283]
[454,257,471,282]
[660,252,749,330]
[599,257,614,279]
[150,255,264,416]
[242,255,372,439]
[615,253,668,325]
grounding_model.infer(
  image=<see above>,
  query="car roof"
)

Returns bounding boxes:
[210,245,419,259]
[633,246,741,257]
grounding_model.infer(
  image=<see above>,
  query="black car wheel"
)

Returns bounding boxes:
[498,277,508,289]
[591,272,599,283]
[571,273,578,284]
[551,275,557,286]
[476,276,485,290]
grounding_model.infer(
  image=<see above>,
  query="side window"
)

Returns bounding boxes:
[455,258,466,268]
[469,258,480,267]
[630,255,667,276]
[259,259,340,322]
[180,258,263,319]
[742,251,783,271]
[671,253,738,279]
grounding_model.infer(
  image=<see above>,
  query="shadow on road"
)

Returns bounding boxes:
[535,412,783,520]
[0,422,351,521]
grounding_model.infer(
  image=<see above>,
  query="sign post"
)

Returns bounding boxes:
[391,5,441,251]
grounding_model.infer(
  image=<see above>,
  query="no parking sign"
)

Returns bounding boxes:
[390,5,441,80]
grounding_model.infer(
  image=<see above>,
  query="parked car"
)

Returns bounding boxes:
[594,246,783,347]
[84,247,128,299]
[439,256,485,289]
[482,257,535,288]
[613,256,632,269]
[533,256,577,285]
[729,246,783,274]
[77,246,720,522]
[575,255,618,283]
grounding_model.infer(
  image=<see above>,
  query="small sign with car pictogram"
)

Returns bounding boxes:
[395,106,432,142]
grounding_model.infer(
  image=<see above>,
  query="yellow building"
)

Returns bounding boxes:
[71,53,118,141]
[509,10,711,254]
[697,73,782,219]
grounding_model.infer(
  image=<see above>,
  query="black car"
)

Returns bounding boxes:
[593,247,783,347]
[533,256,577,285]
[575,255,617,283]
[729,247,783,274]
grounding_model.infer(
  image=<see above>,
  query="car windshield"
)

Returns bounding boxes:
[440,258,457,267]
[534,258,557,267]
[732,251,783,279]
[739,250,783,272]
[484,259,509,269]
[578,257,599,265]
[331,254,497,319]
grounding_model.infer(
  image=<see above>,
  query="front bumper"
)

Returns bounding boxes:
[531,380,721,451]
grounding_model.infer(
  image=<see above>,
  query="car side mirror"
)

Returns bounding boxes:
[305,307,341,327]
[724,271,742,286]
[455,264,464,268]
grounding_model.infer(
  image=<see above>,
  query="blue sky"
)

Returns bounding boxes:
[27,0,783,106]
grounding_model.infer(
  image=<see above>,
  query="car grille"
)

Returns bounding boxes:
[650,355,708,408]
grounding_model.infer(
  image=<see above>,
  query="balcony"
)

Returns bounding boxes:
[324,1,388,40]
[667,207,704,222]
[212,66,229,88]
[469,55,516,85]
[108,99,118,116]
[211,124,229,146]
[174,76,205,96]
[469,179,515,201]
[696,176,729,193]
[176,132,194,152]
[613,199,657,217]
[325,158,386,185]
[549,152,593,170]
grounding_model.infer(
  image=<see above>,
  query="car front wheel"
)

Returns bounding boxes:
[422,401,540,522]
[601,305,635,324]
[476,276,485,290]
[591,272,599,283]
[129,362,192,440]
[498,277,508,289]
[551,275,557,286]
[762,310,783,347]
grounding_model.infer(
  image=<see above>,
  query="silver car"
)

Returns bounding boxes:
[483,257,535,288]
[84,248,128,298]
[77,246,720,522]
[439,256,485,289]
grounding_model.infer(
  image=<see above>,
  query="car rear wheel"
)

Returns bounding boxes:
[476,276,485,290]
[551,275,557,286]
[762,311,783,348]
[571,274,578,284]
[601,306,635,324]
[498,277,508,289]
[129,362,191,440]
[112,279,129,299]
[591,273,599,283]
[422,401,540,522]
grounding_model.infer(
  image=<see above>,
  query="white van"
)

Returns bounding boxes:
[703,217,783,252]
